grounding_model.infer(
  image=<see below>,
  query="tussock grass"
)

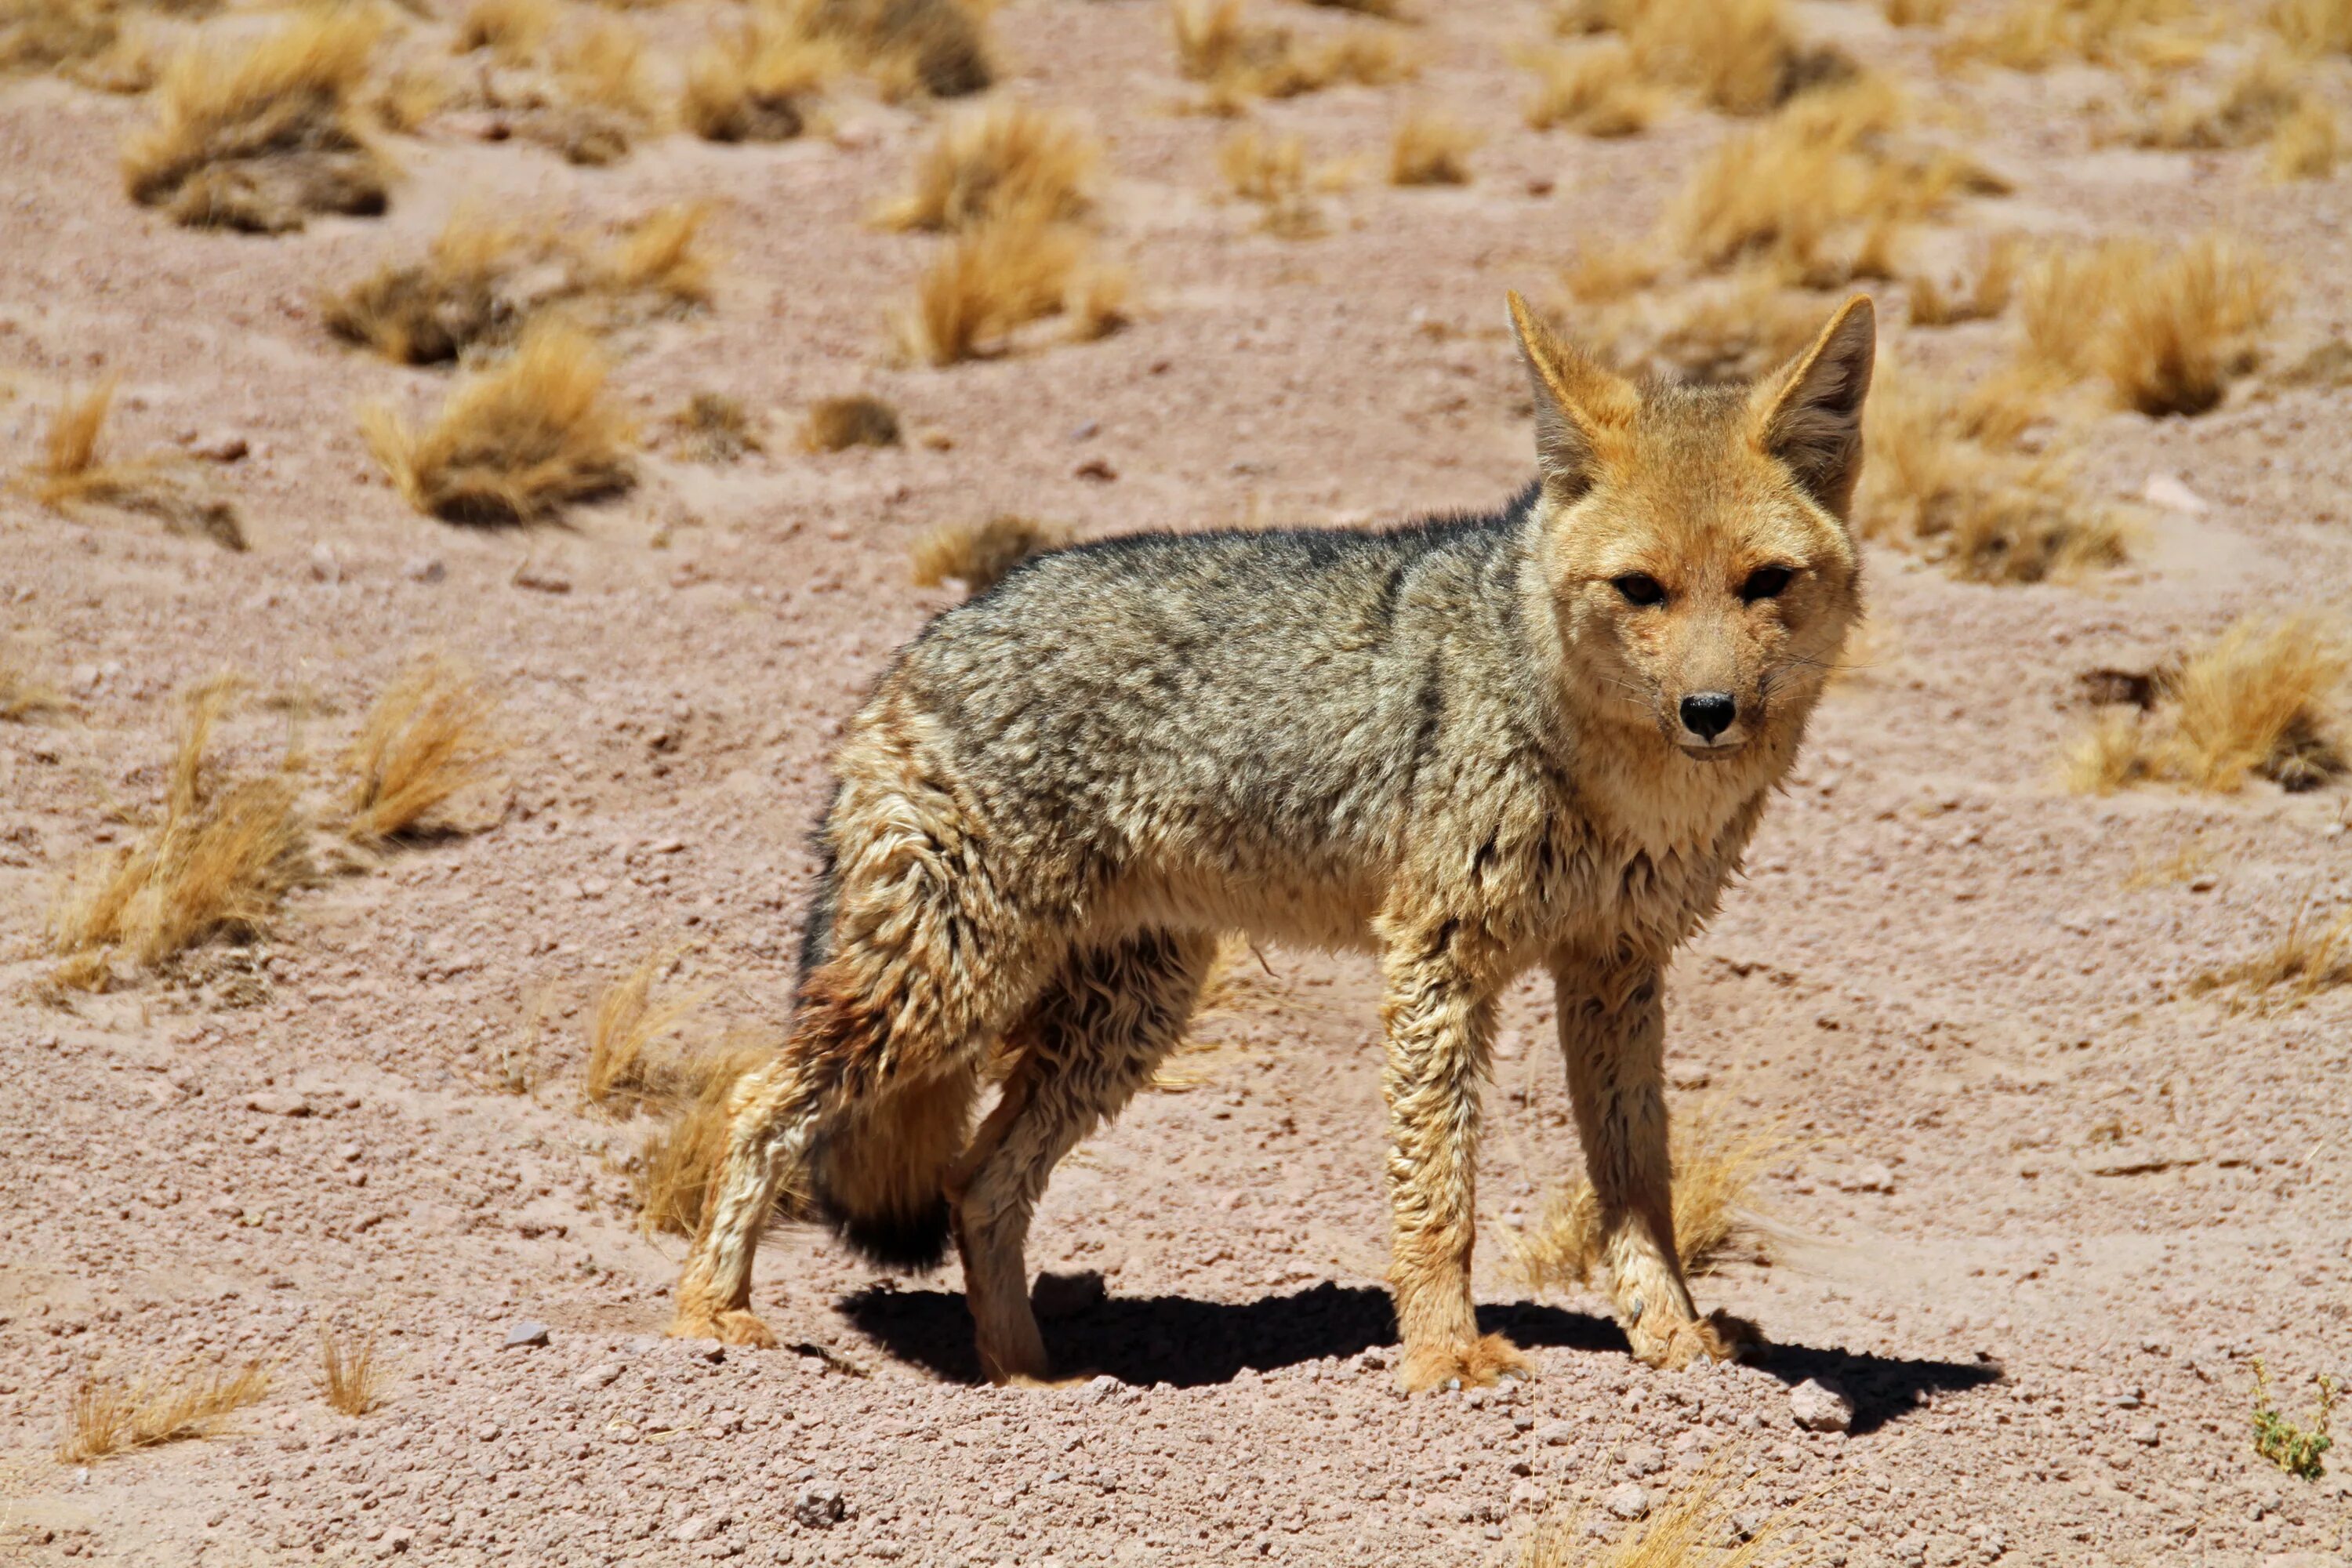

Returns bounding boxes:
[343,657,504,844]
[2272,0,2352,56]
[318,1327,382,1416]
[801,394,902,452]
[122,9,389,233]
[2020,236,2281,417]
[1218,125,1324,238]
[1560,242,1661,305]
[601,202,714,310]
[910,514,1068,591]
[1943,0,2194,71]
[585,946,704,1109]
[801,0,993,100]
[2190,899,2352,1015]
[2139,51,2304,151]
[891,212,1090,365]
[1522,42,1664,136]
[1513,1110,1784,1293]
[49,678,314,988]
[673,391,761,462]
[2269,95,2343,177]
[0,0,194,82]
[1,655,71,723]
[1670,78,1994,288]
[1908,235,2017,327]
[1567,0,1853,116]
[1172,0,1413,111]
[2064,615,2347,794]
[1518,1469,1777,1567]
[1857,363,2127,584]
[633,1042,774,1236]
[532,16,657,165]
[23,381,243,550]
[1388,107,1475,185]
[364,320,635,524]
[454,0,555,62]
[682,17,837,142]
[877,99,1098,232]
[58,1360,270,1464]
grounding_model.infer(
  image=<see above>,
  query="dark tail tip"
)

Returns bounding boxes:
[818,1192,953,1272]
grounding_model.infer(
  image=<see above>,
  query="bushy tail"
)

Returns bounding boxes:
[806,1065,978,1270]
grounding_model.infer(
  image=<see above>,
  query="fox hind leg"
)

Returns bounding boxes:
[949,928,1220,1385]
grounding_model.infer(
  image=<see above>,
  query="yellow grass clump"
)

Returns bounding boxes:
[343,657,504,844]
[633,1042,775,1236]
[1522,42,1664,136]
[364,321,636,524]
[1518,1471,1777,1568]
[2064,615,2347,794]
[1388,107,1475,185]
[0,0,187,82]
[1569,0,1853,116]
[1943,0,2194,72]
[531,16,658,165]
[454,0,555,62]
[800,0,993,100]
[1218,125,1325,238]
[682,17,838,142]
[2268,95,2343,178]
[877,99,1098,232]
[599,202,715,310]
[585,947,706,1109]
[23,381,243,550]
[1171,0,1413,110]
[801,394,903,452]
[1,654,71,722]
[318,1327,382,1417]
[673,391,762,462]
[910,514,1069,592]
[58,1360,270,1465]
[2188,898,2352,1014]
[1585,271,1826,386]
[1907,235,2018,327]
[891,212,1093,365]
[2271,0,2352,56]
[2139,52,2305,151]
[1857,363,2126,585]
[1512,1110,1784,1294]
[122,10,389,234]
[2020,236,2282,417]
[49,679,314,988]
[324,213,531,365]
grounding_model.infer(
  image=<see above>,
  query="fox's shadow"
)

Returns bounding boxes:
[838,1282,1998,1433]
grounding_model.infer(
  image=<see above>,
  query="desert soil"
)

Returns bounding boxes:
[4,0,2352,1564]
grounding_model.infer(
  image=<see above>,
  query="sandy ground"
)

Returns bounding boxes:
[5,0,2352,1563]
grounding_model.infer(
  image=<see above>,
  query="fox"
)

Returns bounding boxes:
[670,289,1874,1392]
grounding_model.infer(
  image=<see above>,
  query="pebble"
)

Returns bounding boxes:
[1534,1420,1577,1446]
[1622,1443,1666,1477]
[502,1321,550,1350]
[404,556,445,583]
[244,1092,310,1117]
[793,1482,846,1529]
[1603,1482,1650,1520]
[573,1363,624,1390]
[1789,1378,1855,1432]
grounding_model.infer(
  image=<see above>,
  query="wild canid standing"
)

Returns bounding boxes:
[671,291,1873,1392]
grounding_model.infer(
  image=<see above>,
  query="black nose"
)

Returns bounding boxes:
[1679,691,1737,741]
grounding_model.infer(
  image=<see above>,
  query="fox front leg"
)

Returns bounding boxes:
[1552,954,1738,1370]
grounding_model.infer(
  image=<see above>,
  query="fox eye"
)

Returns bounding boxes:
[1740,565,1795,602]
[1612,573,1667,607]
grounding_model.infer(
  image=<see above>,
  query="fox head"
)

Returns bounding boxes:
[1506,291,1871,764]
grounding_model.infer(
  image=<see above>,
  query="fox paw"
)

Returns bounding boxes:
[1625,1308,1759,1370]
[1399,1332,1530,1393]
[669,1307,780,1348]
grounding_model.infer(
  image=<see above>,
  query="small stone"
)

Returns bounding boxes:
[308,543,340,583]
[672,1515,719,1544]
[1603,1482,1650,1521]
[1837,1162,1896,1195]
[403,557,445,584]
[1535,1420,1577,1446]
[243,1092,309,1117]
[2142,473,2209,514]
[1082,1374,1122,1405]
[512,564,572,594]
[1789,1377,1854,1432]
[793,1482,846,1529]
[573,1363,623,1390]
[190,432,249,463]
[1622,1442,1666,1477]
[502,1321,550,1350]
[1073,457,1117,482]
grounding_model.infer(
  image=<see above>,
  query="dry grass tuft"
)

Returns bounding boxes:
[1172,0,1413,110]
[2272,0,2352,56]
[2064,615,2347,794]
[323,212,530,365]
[2268,95,2343,178]
[58,1360,270,1465]
[364,320,635,524]
[1882,0,1954,24]
[455,0,556,63]
[2018,236,2281,416]
[1857,363,2127,584]
[531,16,658,165]
[801,0,993,100]
[633,1042,775,1236]
[1518,1469,1777,1568]
[672,391,761,462]
[318,1327,382,1417]
[1943,0,2194,72]
[343,657,504,844]
[682,16,837,141]
[1388,107,1475,185]
[1,655,71,723]
[1586,270,1826,386]
[599,202,715,310]
[891,212,1092,365]
[1218,125,1324,238]
[1570,0,1852,116]
[585,947,704,1109]
[910,513,1069,592]
[122,9,389,234]
[49,678,314,986]
[801,394,902,452]
[1560,242,1661,305]
[1522,42,1664,136]
[0,0,189,82]
[2139,51,2305,151]
[877,99,1098,232]
[2188,897,2352,1014]
[1513,1109,1784,1294]
[1907,235,2018,327]
[1669,78,1993,288]
[23,381,243,550]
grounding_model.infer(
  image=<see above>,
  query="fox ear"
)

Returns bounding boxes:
[1753,294,1875,520]
[1507,290,1635,497]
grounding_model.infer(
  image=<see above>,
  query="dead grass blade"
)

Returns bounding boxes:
[1171,0,1414,110]
[343,656,505,844]
[1518,1465,1780,1567]
[318,1327,383,1416]
[633,1041,775,1236]
[1218,125,1324,238]
[2189,895,2352,1014]
[586,946,705,1109]
[57,1360,270,1464]
[24,380,244,550]
[122,9,389,233]
[0,653,71,723]
[909,514,1069,592]
[363,319,635,524]
[1513,1109,1785,1294]
[454,0,555,63]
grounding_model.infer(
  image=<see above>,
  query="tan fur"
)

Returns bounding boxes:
[672,292,1871,1391]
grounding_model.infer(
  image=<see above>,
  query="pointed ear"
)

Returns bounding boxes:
[1752,295,1875,520]
[1507,290,1635,498]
